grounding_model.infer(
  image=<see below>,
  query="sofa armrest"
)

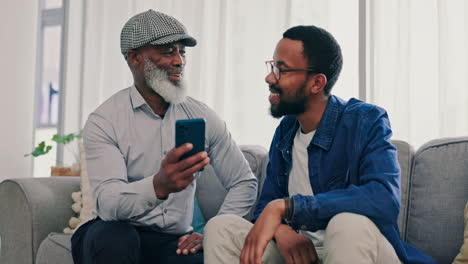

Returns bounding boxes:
[0,177,80,264]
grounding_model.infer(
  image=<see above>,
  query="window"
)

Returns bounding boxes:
[33,0,67,177]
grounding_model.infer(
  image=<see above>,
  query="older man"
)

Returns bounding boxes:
[71,10,257,264]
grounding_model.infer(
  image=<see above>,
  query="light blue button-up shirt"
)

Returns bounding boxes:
[84,85,257,235]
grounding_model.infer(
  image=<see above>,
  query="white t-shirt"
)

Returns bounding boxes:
[288,127,325,247]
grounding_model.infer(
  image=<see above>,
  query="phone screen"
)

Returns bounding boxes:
[175,118,205,160]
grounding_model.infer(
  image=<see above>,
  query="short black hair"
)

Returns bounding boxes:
[283,25,343,95]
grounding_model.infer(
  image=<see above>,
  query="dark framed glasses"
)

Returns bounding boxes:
[265,60,318,80]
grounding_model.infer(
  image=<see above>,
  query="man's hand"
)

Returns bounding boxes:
[274,225,319,264]
[176,233,203,255]
[153,143,210,199]
[240,199,285,264]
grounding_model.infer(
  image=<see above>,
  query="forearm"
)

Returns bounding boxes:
[209,131,259,217]
[290,180,400,231]
[95,176,164,221]
[217,177,257,217]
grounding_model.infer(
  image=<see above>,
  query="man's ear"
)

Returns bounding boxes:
[126,50,141,67]
[307,73,327,95]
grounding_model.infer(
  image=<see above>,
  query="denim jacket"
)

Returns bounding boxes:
[253,95,437,264]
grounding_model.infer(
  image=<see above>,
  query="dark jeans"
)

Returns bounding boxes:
[71,218,203,264]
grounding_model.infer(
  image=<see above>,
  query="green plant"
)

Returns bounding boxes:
[25,131,83,161]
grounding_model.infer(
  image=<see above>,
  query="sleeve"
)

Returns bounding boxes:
[84,113,165,221]
[251,126,286,222]
[289,109,401,231]
[205,110,258,218]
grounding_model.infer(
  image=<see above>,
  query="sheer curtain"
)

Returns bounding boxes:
[369,0,468,148]
[79,0,358,149]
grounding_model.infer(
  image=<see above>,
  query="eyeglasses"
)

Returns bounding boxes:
[265,60,318,80]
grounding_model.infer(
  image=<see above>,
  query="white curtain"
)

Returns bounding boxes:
[79,0,359,149]
[369,0,468,148]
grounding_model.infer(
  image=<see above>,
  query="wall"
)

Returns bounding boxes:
[0,1,38,181]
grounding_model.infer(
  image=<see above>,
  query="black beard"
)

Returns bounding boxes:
[269,84,307,118]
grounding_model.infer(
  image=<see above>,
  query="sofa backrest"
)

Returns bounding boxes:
[195,145,268,221]
[391,139,415,241]
[0,177,80,264]
[405,137,468,263]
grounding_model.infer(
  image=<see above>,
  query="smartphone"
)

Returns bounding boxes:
[175,118,206,160]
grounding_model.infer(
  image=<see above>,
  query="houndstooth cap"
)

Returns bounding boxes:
[120,9,197,57]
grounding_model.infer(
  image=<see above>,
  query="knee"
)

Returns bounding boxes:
[325,213,378,240]
[204,214,241,238]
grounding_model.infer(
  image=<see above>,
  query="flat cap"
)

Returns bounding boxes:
[120,9,197,56]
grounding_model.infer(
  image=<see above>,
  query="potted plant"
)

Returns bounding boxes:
[25,131,83,176]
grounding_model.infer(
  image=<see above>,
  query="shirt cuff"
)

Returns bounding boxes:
[127,176,164,210]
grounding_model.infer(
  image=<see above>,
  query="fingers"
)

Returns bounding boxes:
[253,241,267,264]
[240,234,264,264]
[307,243,319,263]
[179,155,210,176]
[162,149,209,186]
[165,144,209,174]
[177,151,209,172]
[164,143,193,163]
[176,233,203,255]
[189,243,202,254]
[177,234,189,245]
[297,249,308,264]
[240,236,251,264]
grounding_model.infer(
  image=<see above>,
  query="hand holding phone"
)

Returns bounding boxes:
[153,143,210,199]
[152,118,208,199]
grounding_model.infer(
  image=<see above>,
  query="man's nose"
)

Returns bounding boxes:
[172,51,184,66]
[265,71,277,85]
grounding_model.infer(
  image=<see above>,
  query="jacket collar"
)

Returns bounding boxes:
[277,95,344,153]
[311,95,344,151]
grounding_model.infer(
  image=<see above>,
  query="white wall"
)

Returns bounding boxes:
[0,1,38,181]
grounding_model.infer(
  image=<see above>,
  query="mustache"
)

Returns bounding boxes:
[269,85,281,94]
[167,67,184,73]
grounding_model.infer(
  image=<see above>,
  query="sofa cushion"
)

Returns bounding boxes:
[406,137,468,263]
[35,233,73,264]
[195,145,268,221]
[391,139,414,241]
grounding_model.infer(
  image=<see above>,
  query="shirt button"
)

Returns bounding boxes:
[147,202,153,207]
[300,225,307,230]
[163,150,167,155]
[163,209,168,214]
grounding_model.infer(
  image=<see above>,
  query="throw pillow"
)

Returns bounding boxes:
[64,140,95,234]
[453,201,468,264]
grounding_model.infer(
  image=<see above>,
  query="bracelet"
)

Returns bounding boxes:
[283,197,293,225]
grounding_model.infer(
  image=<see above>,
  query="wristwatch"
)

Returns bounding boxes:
[283,197,294,226]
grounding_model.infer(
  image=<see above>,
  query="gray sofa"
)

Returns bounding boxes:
[1,139,467,264]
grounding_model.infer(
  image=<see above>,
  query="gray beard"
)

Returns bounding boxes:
[143,57,187,104]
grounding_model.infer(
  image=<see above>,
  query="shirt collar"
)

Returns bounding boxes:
[130,85,147,110]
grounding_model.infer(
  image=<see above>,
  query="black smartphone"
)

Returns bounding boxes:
[175,118,206,160]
